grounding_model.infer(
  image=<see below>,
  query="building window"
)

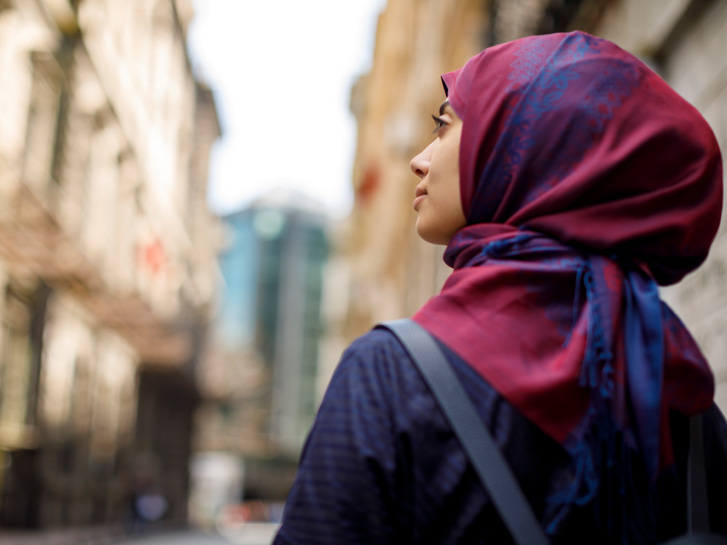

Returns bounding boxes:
[23,51,63,190]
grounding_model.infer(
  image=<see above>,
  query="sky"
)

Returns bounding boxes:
[187,0,387,218]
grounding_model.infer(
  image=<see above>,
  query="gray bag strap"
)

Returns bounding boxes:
[689,414,710,533]
[663,414,727,545]
[379,319,550,545]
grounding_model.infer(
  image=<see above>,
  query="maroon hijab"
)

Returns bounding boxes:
[413,32,722,501]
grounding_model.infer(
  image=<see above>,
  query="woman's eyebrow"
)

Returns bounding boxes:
[439,100,450,115]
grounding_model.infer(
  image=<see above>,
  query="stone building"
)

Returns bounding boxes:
[0,0,220,531]
[347,0,727,406]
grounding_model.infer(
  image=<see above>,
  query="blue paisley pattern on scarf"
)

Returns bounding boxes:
[477,32,641,216]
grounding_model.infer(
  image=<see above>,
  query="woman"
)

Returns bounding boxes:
[273,31,727,544]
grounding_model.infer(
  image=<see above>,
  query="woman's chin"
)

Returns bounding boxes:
[416,223,448,246]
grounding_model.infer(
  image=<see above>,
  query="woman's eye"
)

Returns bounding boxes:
[431,114,447,133]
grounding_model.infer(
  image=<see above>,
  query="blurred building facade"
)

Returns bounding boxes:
[0,0,220,532]
[193,190,329,511]
[347,0,727,406]
[346,0,489,342]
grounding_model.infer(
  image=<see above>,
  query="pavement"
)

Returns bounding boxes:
[117,526,280,545]
[215,523,281,545]
[0,525,281,545]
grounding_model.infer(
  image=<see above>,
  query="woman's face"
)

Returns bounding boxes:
[409,101,466,245]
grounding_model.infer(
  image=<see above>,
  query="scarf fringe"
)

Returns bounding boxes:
[546,260,657,543]
[546,408,659,543]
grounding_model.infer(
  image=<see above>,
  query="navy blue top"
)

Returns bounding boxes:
[273,329,727,544]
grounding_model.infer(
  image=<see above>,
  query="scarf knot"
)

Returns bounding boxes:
[415,229,714,535]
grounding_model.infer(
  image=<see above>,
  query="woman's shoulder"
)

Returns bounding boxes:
[335,326,413,375]
[346,325,409,353]
[337,324,492,393]
[325,325,463,418]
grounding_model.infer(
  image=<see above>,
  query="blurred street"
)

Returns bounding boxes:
[2,0,727,542]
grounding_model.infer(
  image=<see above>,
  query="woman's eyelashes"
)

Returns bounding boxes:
[431,114,448,133]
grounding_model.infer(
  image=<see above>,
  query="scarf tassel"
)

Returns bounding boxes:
[546,260,658,542]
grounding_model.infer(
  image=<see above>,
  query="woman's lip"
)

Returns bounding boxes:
[413,194,426,211]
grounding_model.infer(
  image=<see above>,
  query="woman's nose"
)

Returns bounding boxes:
[410,141,435,179]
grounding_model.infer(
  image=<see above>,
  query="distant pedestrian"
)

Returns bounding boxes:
[274,31,727,544]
